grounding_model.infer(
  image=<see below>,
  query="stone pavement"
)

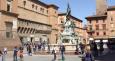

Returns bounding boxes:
[95,51,115,61]
[5,48,114,61]
[6,54,81,61]
[4,48,81,61]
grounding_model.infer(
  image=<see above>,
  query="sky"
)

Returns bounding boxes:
[40,0,115,25]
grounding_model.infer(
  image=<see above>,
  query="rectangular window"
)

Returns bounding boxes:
[40,8,44,13]
[96,20,98,23]
[89,25,92,31]
[7,4,10,11]
[47,10,48,14]
[23,1,26,7]
[89,20,91,24]
[102,24,106,30]
[32,4,34,8]
[111,17,113,21]
[36,6,38,10]
[103,32,106,35]
[90,33,92,36]
[96,25,99,30]
[96,32,99,36]
[103,19,105,23]
[6,22,13,38]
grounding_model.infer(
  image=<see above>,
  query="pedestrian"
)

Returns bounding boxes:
[17,47,23,61]
[47,44,50,53]
[79,43,85,54]
[13,46,18,61]
[28,45,32,56]
[52,46,57,61]
[0,50,3,61]
[82,45,94,61]
[99,41,104,56]
[60,45,65,60]
[38,43,41,51]
[3,47,7,55]
[93,42,98,57]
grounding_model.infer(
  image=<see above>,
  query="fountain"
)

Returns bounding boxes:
[57,3,82,51]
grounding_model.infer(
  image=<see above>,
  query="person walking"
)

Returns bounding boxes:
[17,47,23,61]
[28,45,32,56]
[82,45,94,61]
[32,43,36,54]
[99,41,104,56]
[60,45,65,60]
[52,46,57,61]
[3,47,7,61]
[93,42,98,57]
[79,43,85,54]
[3,47,7,55]
[0,50,3,61]
[13,46,18,61]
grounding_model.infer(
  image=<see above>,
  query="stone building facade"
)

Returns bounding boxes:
[0,0,84,50]
[0,0,21,50]
[17,0,59,44]
[0,0,58,50]
[86,0,115,43]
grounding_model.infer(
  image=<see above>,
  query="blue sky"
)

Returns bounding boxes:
[40,0,115,25]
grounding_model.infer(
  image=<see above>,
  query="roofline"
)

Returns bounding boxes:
[58,13,82,22]
[48,4,59,10]
[28,0,59,9]
[107,6,115,11]
[28,0,48,8]
[85,15,107,20]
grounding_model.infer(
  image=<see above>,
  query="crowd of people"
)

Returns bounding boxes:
[0,40,66,61]
[79,40,115,61]
[0,46,23,61]
[0,40,114,61]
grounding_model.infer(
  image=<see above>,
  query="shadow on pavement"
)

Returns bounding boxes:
[95,51,115,61]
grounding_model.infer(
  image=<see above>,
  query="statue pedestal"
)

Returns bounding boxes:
[49,44,77,51]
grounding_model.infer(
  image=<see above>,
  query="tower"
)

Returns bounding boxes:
[96,0,107,15]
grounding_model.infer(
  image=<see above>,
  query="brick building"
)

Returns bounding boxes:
[0,0,59,50]
[86,0,115,43]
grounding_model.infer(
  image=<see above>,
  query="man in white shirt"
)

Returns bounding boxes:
[3,47,7,55]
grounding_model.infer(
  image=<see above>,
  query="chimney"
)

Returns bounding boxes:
[96,0,107,15]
